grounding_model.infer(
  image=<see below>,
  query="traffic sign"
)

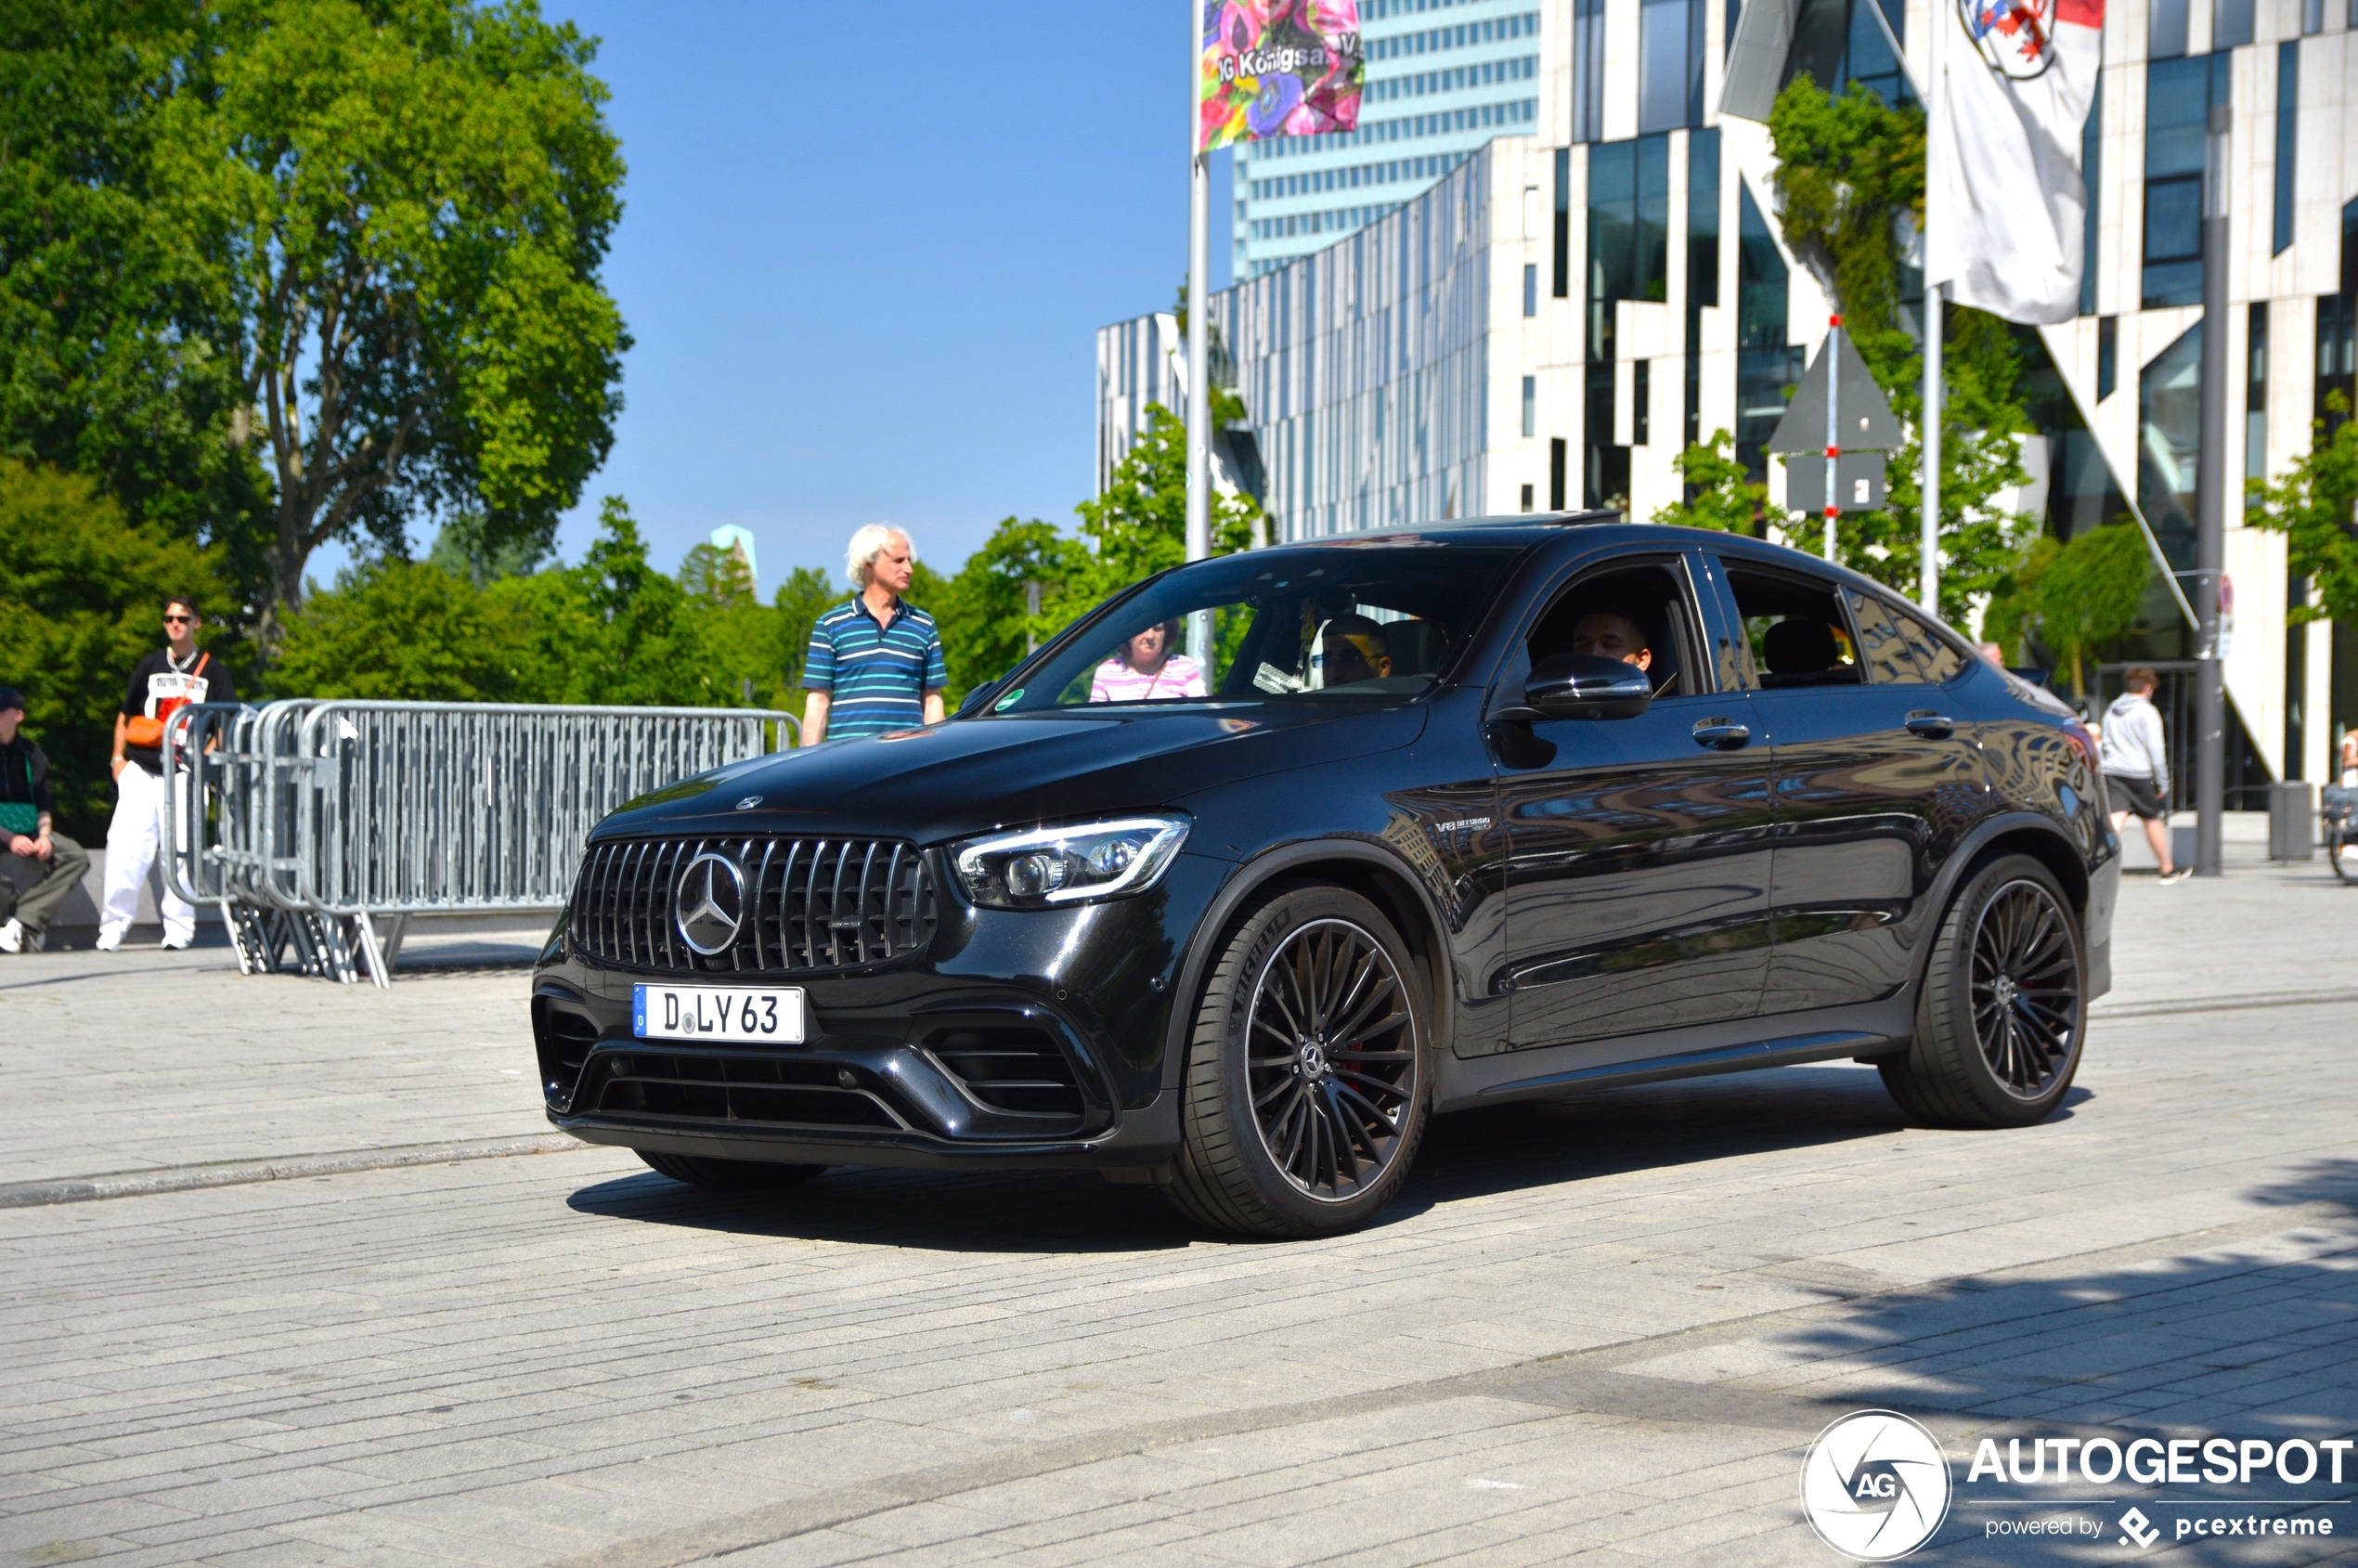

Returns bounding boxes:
[1767,327,1904,453]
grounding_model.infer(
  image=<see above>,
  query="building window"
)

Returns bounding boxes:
[1522,375,1537,437]
[1634,359,1652,445]
[2274,43,2298,257]
[1573,0,1605,144]
[2302,0,2323,32]
[1689,129,1721,310]
[1781,0,1909,106]
[1549,437,1567,511]
[1521,483,1535,512]
[1640,0,1706,133]
[2097,315,2118,401]
[2320,199,2358,436]
[2080,77,2102,316]
[2151,0,2189,57]
[1736,181,1797,482]
[2214,0,2254,48]
[1553,149,1571,298]
[2139,323,2204,565]
[1587,137,1669,507]
[1524,264,1538,317]
[2142,57,2214,310]
[2248,302,2270,481]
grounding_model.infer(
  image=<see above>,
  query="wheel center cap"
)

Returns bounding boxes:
[1298,1038,1328,1077]
[1993,975,2019,1006]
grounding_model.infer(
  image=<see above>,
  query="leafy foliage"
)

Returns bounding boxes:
[1651,431,1767,533]
[1768,76,2037,622]
[151,0,628,627]
[0,462,230,838]
[2028,525,2155,698]
[2247,392,2358,626]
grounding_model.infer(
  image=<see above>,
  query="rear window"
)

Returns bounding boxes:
[984,545,1526,714]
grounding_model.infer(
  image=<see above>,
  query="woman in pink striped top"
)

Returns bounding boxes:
[1090,620,1207,703]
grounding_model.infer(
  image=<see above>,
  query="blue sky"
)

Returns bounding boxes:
[426,2,1232,591]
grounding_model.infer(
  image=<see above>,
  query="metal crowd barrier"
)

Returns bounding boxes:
[162,700,795,986]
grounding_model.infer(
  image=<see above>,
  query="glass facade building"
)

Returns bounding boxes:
[1099,0,2358,784]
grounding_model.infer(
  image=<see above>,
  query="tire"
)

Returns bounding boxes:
[2330,827,2357,886]
[637,1150,827,1189]
[1165,885,1430,1238]
[1879,854,2086,1129]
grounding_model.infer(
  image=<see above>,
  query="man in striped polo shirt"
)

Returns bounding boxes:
[800,525,948,743]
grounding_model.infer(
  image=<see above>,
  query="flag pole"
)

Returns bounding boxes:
[1919,5,1942,616]
[1184,2,1213,663]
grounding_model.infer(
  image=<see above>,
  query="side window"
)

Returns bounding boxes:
[1522,561,1703,698]
[1886,603,1969,683]
[1844,589,1927,685]
[1723,565,1860,689]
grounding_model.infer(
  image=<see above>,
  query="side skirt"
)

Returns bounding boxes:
[1431,996,1913,1112]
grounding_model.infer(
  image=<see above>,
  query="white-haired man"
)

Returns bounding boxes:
[800,525,947,744]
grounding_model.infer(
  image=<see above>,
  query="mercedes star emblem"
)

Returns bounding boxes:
[674,851,745,955]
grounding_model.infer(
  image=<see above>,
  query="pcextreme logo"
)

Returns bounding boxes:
[1801,1411,1954,1562]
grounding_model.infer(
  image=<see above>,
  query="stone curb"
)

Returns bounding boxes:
[0,1133,589,1210]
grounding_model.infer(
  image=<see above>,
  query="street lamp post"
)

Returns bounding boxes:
[2193,104,2230,876]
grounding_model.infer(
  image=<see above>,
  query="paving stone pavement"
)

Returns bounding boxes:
[2,861,2354,1567]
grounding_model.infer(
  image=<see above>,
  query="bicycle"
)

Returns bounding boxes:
[2326,784,2358,885]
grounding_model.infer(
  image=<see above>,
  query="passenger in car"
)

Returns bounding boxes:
[1317,616,1393,686]
[1570,611,1653,673]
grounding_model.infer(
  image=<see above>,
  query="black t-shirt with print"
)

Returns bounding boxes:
[119,648,237,775]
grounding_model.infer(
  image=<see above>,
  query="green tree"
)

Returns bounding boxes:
[269,556,532,700]
[1652,430,1767,532]
[1768,76,2037,621]
[927,517,1088,703]
[1056,404,1257,635]
[2247,391,2358,625]
[0,3,274,608]
[152,0,628,628]
[0,461,228,838]
[2033,525,2156,698]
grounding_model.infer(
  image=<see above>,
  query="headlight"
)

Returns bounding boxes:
[951,816,1190,909]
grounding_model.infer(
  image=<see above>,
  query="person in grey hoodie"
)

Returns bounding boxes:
[2100,667,2188,883]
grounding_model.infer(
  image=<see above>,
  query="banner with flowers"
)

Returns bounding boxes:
[1198,0,1366,153]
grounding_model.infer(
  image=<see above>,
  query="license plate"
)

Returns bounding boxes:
[631,984,806,1043]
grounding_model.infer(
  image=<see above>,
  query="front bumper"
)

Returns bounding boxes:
[529,851,1230,1171]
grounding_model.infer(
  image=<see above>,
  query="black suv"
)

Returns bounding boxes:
[533,519,2118,1237]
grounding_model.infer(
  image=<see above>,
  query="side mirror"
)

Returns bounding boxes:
[1525,653,1652,720]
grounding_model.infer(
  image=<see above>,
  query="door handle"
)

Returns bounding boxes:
[1904,712,1956,739]
[1691,719,1751,750]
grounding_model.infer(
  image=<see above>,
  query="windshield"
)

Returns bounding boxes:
[983,543,1526,714]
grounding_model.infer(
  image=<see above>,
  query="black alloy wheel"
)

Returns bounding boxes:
[1879,854,2085,1129]
[637,1150,827,1190]
[1168,885,1428,1238]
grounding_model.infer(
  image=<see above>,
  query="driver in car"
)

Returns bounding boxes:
[1569,611,1652,672]
[1318,616,1393,687]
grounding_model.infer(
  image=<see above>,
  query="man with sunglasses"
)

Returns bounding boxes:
[99,597,236,951]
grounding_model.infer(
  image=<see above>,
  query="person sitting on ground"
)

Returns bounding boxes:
[1090,619,1206,702]
[1316,616,1393,687]
[0,686,94,954]
[2100,667,2188,885]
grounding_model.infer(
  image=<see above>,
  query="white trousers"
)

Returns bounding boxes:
[101,763,195,945]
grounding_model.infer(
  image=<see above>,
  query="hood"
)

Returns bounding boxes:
[2104,692,2146,721]
[594,703,1429,847]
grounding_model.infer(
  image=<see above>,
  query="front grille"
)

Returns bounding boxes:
[588,1050,907,1129]
[927,1028,1085,1119]
[571,836,938,975]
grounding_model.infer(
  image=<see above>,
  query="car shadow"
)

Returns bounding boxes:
[567,1063,2079,1251]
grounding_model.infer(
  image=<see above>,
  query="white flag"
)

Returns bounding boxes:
[1926,0,2105,325]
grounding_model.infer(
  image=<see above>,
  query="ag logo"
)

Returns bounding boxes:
[1799,1410,1952,1561]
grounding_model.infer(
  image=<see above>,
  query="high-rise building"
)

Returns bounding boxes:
[1233,0,1545,279]
[1102,0,2358,795]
